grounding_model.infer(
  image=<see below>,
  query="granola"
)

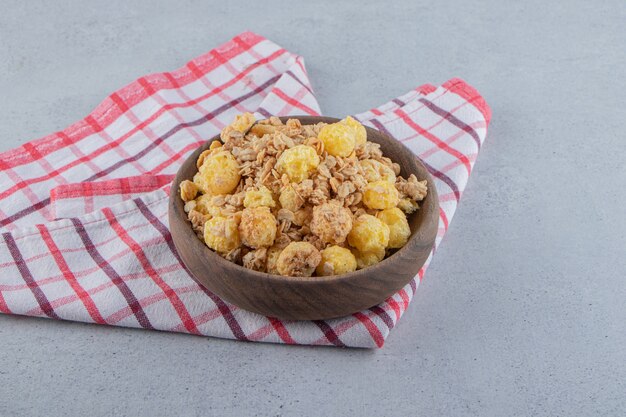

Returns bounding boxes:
[180,113,428,276]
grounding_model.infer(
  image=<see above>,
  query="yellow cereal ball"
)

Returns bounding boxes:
[221,113,256,141]
[377,208,411,248]
[204,216,240,253]
[278,185,303,212]
[318,122,356,157]
[275,145,320,183]
[341,116,367,145]
[196,141,224,169]
[179,180,198,202]
[363,180,400,210]
[360,159,396,183]
[194,194,214,215]
[192,171,211,195]
[231,112,256,133]
[276,242,321,277]
[209,140,223,151]
[310,201,352,245]
[243,186,276,208]
[397,198,419,214]
[351,246,385,270]
[266,246,283,275]
[316,246,357,276]
[206,203,226,218]
[348,214,390,253]
[197,151,241,195]
[239,207,277,248]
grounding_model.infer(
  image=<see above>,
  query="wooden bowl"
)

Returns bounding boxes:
[169,116,439,320]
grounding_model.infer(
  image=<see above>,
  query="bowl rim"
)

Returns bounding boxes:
[170,115,439,285]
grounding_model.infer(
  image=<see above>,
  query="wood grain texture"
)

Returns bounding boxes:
[168,116,439,320]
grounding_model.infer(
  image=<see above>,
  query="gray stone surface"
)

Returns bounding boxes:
[1,1,625,416]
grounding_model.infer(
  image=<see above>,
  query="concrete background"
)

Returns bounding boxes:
[1,1,624,416]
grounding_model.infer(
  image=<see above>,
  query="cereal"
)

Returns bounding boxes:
[360,159,396,183]
[197,151,241,194]
[242,248,268,272]
[221,112,255,142]
[204,216,240,253]
[310,201,352,245]
[192,172,210,195]
[351,246,385,270]
[239,207,277,249]
[196,141,223,168]
[179,180,198,202]
[348,214,390,253]
[397,198,419,214]
[279,185,304,212]
[316,246,357,276]
[276,241,321,277]
[318,122,356,157]
[194,194,214,215]
[182,114,428,276]
[377,207,411,248]
[362,180,400,210]
[243,186,276,208]
[396,174,428,201]
[275,144,320,183]
[341,116,367,146]
[266,245,283,275]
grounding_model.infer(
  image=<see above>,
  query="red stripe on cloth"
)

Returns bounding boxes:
[137,77,156,95]
[70,217,154,329]
[0,49,286,206]
[131,198,250,341]
[110,93,130,113]
[50,175,174,202]
[0,290,12,314]
[396,109,472,174]
[22,143,63,181]
[439,208,449,232]
[398,289,410,310]
[383,297,402,320]
[103,207,200,335]
[0,73,282,228]
[186,61,206,79]
[443,78,492,125]
[313,320,346,347]
[36,224,106,324]
[163,72,183,89]
[85,115,104,133]
[2,232,61,319]
[246,323,275,341]
[0,32,266,170]
[369,305,395,330]
[353,312,385,348]
[417,84,437,95]
[272,88,318,115]
[268,317,297,344]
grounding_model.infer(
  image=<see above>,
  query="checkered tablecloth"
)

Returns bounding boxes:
[0,32,490,348]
